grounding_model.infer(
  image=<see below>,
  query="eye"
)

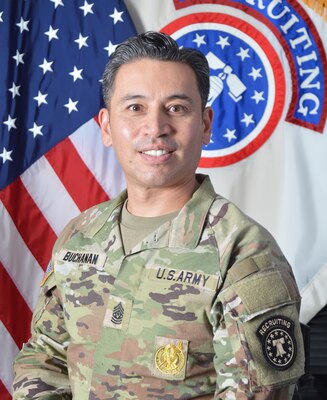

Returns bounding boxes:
[128,104,142,112]
[168,104,185,113]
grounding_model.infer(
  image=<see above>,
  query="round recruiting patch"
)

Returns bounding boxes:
[155,342,186,375]
[256,316,297,370]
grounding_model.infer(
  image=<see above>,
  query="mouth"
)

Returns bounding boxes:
[141,149,172,156]
[138,146,175,164]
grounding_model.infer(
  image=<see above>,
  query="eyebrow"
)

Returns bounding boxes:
[120,95,145,102]
[167,94,194,105]
[119,94,194,105]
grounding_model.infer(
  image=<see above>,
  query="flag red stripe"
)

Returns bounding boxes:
[0,263,32,349]
[0,180,57,270]
[93,115,100,126]
[45,138,109,212]
[0,380,11,400]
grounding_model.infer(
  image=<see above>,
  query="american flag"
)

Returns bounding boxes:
[0,0,135,397]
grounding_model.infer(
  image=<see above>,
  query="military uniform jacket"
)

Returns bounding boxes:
[13,175,305,399]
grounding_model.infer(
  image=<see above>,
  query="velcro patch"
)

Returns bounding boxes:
[228,258,259,283]
[256,315,297,370]
[148,266,219,292]
[153,336,188,380]
[103,295,132,331]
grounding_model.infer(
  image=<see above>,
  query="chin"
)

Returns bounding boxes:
[134,173,177,189]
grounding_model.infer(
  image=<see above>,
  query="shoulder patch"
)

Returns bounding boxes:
[256,315,297,370]
[40,262,54,287]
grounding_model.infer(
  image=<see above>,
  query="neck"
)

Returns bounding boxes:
[126,176,199,217]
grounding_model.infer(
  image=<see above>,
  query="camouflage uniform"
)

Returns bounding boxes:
[13,175,305,399]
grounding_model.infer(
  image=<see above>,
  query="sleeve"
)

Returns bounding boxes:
[12,273,72,399]
[210,220,305,399]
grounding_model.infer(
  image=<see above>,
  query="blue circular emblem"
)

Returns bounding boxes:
[162,13,286,167]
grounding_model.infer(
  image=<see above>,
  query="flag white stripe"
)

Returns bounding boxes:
[0,321,19,395]
[20,156,81,236]
[0,202,43,310]
[299,263,327,323]
[69,119,125,199]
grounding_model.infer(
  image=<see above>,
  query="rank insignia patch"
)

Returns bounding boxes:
[103,295,132,331]
[256,315,297,370]
[111,302,124,325]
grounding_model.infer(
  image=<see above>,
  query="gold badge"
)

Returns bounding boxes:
[155,341,185,375]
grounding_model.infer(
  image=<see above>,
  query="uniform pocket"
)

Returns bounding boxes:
[56,262,111,344]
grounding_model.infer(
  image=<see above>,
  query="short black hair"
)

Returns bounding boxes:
[102,31,210,110]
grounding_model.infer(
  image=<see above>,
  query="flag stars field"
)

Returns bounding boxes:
[16,17,29,33]
[80,1,94,16]
[69,66,83,82]
[3,115,17,131]
[104,41,118,56]
[0,147,13,164]
[1,0,136,192]
[64,98,79,114]
[33,91,48,107]
[45,25,59,41]
[75,33,88,49]
[39,58,54,74]
[29,123,44,138]
[8,82,21,99]
[13,50,24,66]
[50,0,64,8]
[110,8,124,24]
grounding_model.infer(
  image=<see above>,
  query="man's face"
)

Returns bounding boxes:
[99,58,213,191]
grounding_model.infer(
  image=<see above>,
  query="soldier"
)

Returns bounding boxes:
[13,31,305,399]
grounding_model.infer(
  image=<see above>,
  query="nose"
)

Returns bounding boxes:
[144,108,172,138]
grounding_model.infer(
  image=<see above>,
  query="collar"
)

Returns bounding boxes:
[159,174,216,249]
[85,174,216,249]
[84,190,127,239]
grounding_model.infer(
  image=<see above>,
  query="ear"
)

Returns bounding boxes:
[202,107,213,146]
[98,107,112,147]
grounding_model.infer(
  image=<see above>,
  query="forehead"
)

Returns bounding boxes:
[112,58,199,96]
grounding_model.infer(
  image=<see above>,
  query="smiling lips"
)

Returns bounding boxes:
[142,149,171,156]
[139,148,176,164]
